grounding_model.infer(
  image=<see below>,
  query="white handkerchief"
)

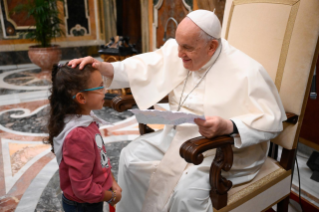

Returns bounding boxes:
[130,109,205,125]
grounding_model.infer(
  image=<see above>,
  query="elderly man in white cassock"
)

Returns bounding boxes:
[69,9,286,212]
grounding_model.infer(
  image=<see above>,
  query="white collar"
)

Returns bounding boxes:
[198,41,222,72]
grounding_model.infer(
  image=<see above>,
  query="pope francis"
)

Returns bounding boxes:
[69,10,286,212]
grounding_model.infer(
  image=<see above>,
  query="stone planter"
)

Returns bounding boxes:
[28,45,62,72]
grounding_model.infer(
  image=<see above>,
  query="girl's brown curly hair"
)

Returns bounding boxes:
[46,63,96,153]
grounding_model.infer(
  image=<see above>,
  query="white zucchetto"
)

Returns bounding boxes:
[187,9,221,39]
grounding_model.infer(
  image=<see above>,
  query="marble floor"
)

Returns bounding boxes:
[0,63,318,212]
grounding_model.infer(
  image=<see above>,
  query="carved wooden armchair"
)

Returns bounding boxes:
[110,0,319,211]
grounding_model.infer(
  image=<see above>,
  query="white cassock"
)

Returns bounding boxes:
[105,38,286,212]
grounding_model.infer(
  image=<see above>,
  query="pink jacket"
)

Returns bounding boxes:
[59,122,113,203]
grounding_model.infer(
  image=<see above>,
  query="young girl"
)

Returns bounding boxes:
[47,63,122,212]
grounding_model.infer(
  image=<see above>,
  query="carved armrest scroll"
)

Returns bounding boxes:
[180,135,234,210]
[180,135,234,165]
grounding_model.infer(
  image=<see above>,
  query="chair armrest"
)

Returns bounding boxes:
[110,95,169,112]
[179,112,297,209]
[180,136,234,209]
[180,135,234,165]
[179,112,298,179]
[180,111,297,166]
[111,95,168,135]
[284,112,298,124]
[111,95,136,112]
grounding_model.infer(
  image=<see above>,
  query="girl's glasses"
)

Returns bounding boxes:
[72,86,105,99]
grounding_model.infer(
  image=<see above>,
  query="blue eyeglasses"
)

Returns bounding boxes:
[72,86,105,99]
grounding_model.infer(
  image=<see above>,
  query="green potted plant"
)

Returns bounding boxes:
[13,0,64,72]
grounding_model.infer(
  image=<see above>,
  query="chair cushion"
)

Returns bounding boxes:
[214,157,291,212]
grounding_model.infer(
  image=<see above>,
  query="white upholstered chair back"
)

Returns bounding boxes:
[221,0,319,150]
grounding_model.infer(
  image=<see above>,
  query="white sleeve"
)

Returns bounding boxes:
[103,61,130,89]
[103,39,181,91]
[231,118,281,149]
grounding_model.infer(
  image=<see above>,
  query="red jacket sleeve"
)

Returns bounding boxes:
[63,128,104,203]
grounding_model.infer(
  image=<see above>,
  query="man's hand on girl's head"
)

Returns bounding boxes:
[68,56,99,69]
[68,56,114,79]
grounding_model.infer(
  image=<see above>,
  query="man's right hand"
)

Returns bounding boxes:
[68,56,114,79]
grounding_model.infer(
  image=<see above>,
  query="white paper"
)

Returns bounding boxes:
[129,109,205,125]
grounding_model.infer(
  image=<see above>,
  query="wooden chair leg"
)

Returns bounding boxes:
[277,196,289,212]
[210,191,227,210]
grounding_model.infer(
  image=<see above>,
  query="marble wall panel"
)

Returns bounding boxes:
[0,0,106,52]
[0,51,30,65]
[0,51,16,65]
[155,0,192,49]
[196,0,226,24]
[0,0,36,39]
[149,0,192,50]
[0,46,99,65]
[65,0,90,36]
